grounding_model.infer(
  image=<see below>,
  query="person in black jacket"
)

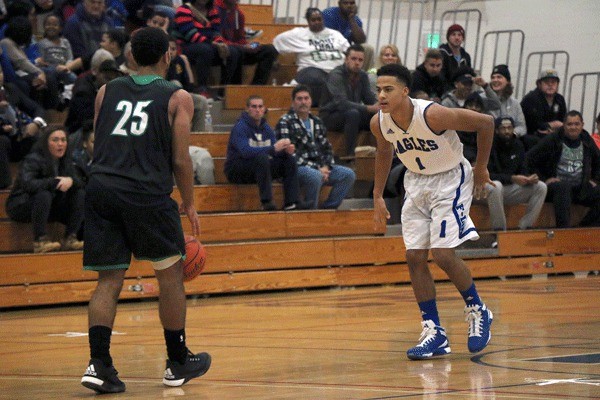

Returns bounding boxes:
[5,127,85,253]
[520,69,567,150]
[410,48,448,103]
[526,110,600,228]
[438,24,472,84]
[485,116,547,230]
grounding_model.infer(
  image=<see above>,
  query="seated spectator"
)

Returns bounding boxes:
[224,95,306,211]
[322,0,374,71]
[368,44,401,95]
[485,116,547,230]
[457,92,485,164]
[520,69,567,150]
[592,112,600,149]
[99,28,129,66]
[213,0,278,86]
[275,85,355,209]
[439,24,472,84]
[273,7,349,106]
[172,0,240,97]
[410,48,448,103]
[1,16,60,109]
[72,119,94,185]
[36,14,78,105]
[319,44,379,156]
[527,110,600,228]
[144,7,170,33]
[166,36,210,132]
[5,127,85,253]
[63,0,116,70]
[441,66,500,113]
[488,64,526,138]
[66,53,122,135]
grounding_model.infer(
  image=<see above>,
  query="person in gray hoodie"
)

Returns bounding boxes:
[488,64,527,138]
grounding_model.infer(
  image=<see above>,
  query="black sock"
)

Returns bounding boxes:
[89,325,113,367]
[164,329,187,364]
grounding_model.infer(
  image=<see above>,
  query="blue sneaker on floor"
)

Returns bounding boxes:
[406,320,452,360]
[465,304,493,353]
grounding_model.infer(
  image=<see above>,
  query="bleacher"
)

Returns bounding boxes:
[1,3,598,309]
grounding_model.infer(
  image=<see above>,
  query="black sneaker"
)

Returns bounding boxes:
[163,350,211,387]
[81,358,126,393]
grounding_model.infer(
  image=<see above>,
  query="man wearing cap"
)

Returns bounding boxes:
[489,64,527,137]
[527,110,600,228]
[439,24,472,84]
[484,116,547,231]
[520,68,567,150]
[441,66,500,113]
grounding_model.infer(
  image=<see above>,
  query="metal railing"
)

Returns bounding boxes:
[568,72,600,129]
[478,30,525,94]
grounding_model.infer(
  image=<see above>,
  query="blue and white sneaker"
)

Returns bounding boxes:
[406,320,452,360]
[465,304,493,353]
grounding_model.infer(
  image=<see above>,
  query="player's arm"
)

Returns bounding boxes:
[170,89,200,236]
[426,103,495,199]
[93,84,107,128]
[370,113,393,228]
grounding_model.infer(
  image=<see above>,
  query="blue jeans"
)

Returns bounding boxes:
[298,165,355,209]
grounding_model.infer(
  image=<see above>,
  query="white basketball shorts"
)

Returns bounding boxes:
[401,159,479,249]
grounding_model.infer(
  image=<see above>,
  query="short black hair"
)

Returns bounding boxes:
[305,7,321,20]
[105,28,129,50]
[565,110,583,122]
[5,16,32,46]
[377,64,412,88]
[346,43,365,56]
[131,27,169,66]
[292,84,311,99]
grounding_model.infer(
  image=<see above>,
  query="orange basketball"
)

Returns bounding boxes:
[183,236,207,282]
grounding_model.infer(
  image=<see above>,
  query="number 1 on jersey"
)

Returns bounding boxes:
[415,157,426,170]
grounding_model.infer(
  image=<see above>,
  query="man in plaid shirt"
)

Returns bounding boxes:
[275,85,356,209]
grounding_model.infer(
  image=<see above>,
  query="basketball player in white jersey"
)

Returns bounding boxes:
[371,64,495,360]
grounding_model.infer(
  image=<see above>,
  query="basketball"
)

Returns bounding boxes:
[183,236,207,282]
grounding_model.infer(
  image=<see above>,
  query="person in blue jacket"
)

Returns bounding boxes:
[224,95,307,211]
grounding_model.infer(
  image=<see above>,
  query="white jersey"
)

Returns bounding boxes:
[378,98,464,175]
[273,27,350,73]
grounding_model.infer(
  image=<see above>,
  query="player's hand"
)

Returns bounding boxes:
[373,196,390,229]
[181,203,201,236]
[473,166,494,200]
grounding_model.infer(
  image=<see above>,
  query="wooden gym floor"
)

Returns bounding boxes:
[0,274,599,399]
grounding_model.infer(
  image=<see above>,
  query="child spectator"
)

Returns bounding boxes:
[99,28,128,67]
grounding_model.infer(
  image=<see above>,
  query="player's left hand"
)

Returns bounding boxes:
[473,167,494,200]
[373,197,390,229]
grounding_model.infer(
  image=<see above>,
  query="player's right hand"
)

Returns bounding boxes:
[373,197,390,230]
[181,203,201,236]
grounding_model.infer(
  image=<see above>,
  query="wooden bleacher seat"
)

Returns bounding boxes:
[238,4,273,24]
[224,85,294,109]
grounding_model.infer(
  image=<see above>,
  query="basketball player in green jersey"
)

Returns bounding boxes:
[81,27,208,393]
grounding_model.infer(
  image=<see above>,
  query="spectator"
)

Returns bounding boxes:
[5,126,84,253]
[99,28,129,66]
[63,0,116,64]
[172,0,240,97]
[1,16,60,109]
[72,119,94,185]
[166,36,211,132]
[273,7,349,106]
[410,48,448,103]
[520,68,567,150]
[145,7,170,33]
[213,0,277,85]
[439,24,472,84]
[224,95,306,211]
[592,112,600,149]
[319,44,378,156]
[368,44,401,95]
[275,85,355,209]
[441,66,500,113]
[527,110,600,228]
[485,116,547,230]
[322,0,374,70]
[488,64,526,138]
[36,13,78,104]
[65,53,122,135]
[457,92,485,164]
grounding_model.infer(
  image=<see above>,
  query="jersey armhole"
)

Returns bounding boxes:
[423,102,445,136]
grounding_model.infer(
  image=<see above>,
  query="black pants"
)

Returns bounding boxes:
[546,180,600,228]
[225,152,299,207]
[182,42,242,90]
[321,107,372,156]
[6,187,85,240]
[231,44,278,85]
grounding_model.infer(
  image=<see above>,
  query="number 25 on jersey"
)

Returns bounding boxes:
[111,100,153,136]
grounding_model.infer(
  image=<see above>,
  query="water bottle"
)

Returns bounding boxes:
[204,108,213,132]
